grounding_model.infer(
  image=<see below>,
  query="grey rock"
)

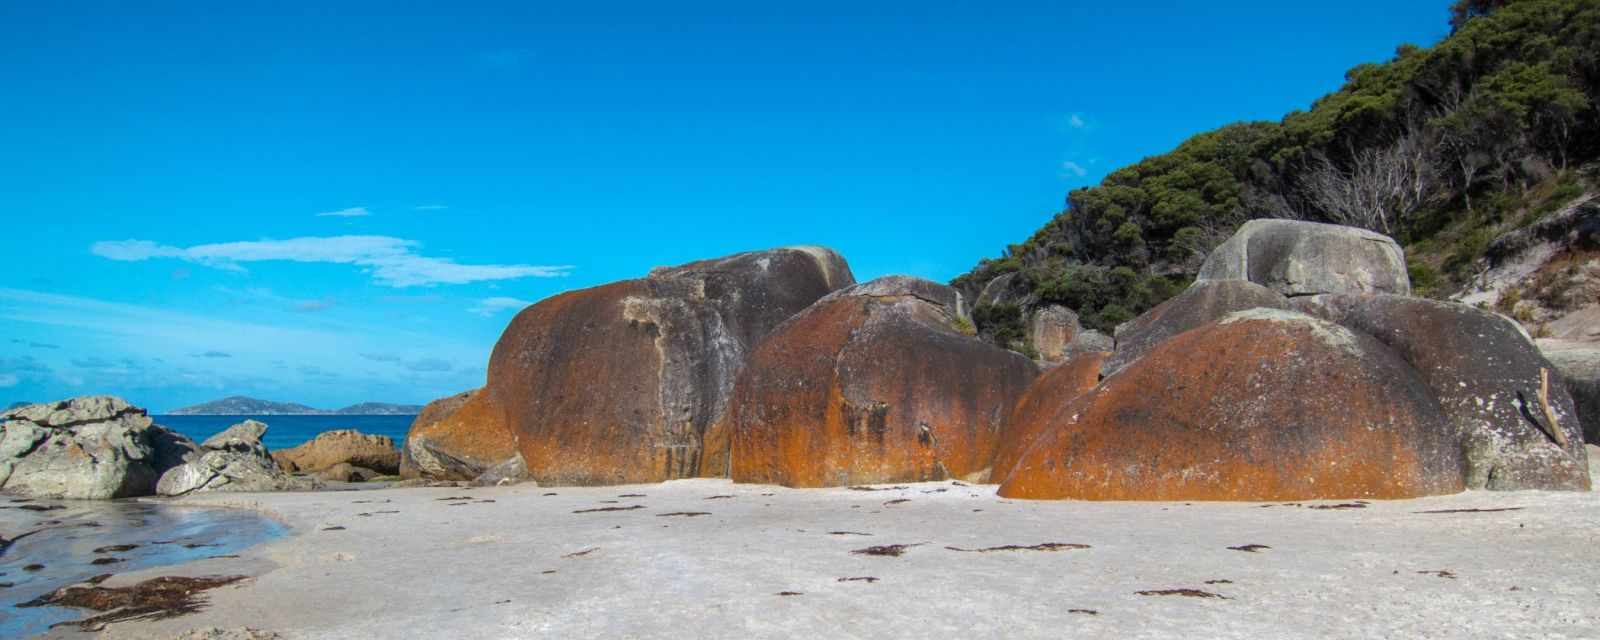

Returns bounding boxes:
[1104,280,1291,375]
[1538,339,1600,445]
[1027,305,1080,362]
[1294,294,1589,491]
[313,462,382,483]
[156,419,318,496]
[976,272,1032,309]
[0,396,196,499]
[471,453,534,487]
[1071,329,1114,354]
[1197,219,1410,297]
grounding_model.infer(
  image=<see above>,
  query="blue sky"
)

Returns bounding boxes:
[1,1,1450,411]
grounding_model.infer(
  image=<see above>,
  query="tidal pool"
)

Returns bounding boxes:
[0,496,285,637]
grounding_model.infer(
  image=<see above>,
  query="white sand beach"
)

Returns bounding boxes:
[58,457,1600,640]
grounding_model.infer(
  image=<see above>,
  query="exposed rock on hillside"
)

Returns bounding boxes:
[1294,294,1589,490]
[1197,219,1411,297]
[717,276,1038,487]
[999,310,1463,501]
[477,246,854,486]
[0,397,197,499]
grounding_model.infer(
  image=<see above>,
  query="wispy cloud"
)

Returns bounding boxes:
[469,296,531,316]
[1061,161,1088,177]
[1067,113,1087,129]
[405,358,453,372]
[294,297,336,312]
[91,235,574,287]
[316,206,371,218]
[195,351,232,359]
[413,205,449,211]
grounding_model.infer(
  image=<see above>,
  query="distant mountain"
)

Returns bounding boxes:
[168,396,421,416]
[332,402,425,416]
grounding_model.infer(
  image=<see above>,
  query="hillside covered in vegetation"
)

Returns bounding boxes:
[954,0,1600,343]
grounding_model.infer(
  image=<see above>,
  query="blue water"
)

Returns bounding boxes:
[155,414,414,451]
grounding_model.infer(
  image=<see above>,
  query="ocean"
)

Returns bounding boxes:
[154,414,416,451]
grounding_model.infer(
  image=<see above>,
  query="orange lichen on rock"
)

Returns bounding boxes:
[719,277,1039,487]
[990,350,1109,483]
[400,389,516,481]
[998,309,1465,501]
[487,247,852,486]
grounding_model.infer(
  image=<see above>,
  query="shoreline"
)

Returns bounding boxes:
[39,462,1600,639]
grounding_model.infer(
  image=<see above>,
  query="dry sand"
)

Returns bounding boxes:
[48,454,1600,639]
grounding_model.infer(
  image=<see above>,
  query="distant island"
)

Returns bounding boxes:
[167,395,423,416]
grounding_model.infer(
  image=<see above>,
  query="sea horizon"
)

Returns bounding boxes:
[153,413,415,452]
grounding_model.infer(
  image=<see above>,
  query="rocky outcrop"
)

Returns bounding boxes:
[1539,340,1600,444]
[991,350,1108,481]
[0,397,197,499]
[400,389,518,481]
[470,453,532,487]
[484,246,854,486]
[273,430,399,475]
[716,276,1039,487]
[1026,305,1112,364]
[999,310,1463,501]
[1104,280,1290,375]
[1197,219,1410,297]
[156,420,318,496]
[314,462,382,483]
[1292,294,1589,490]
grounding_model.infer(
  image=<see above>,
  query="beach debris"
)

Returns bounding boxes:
[1204,579,1233,584]
[1135,588,1229,599]
[562,547,599,558]
[776,591,803,596]
[943,542,1090,553]
[90,557,124,565]
[1307,502,1368,510]
[656,512,710,517]
[704,495,735,500]
[1413,507,1524,514]
[848,486,909,492]
[572,505,645,514]
[1227,544,1271,553]
[94,544,139,554]
[883,498,911,506]
[24,563,46,571]
[828,531,873,536]
[837,576,879,583]
[1067,609,1098,615]
[619,494,646,498]
[18,574,247,631]
[1417,570,1457,579]
[321,526,346,531]
[850,543,926,557]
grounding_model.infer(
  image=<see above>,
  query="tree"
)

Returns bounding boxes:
[1298,134,1434,234]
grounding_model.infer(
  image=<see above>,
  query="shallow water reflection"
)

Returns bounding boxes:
[0,496,285,637]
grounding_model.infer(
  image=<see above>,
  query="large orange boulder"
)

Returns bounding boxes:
[399,389,517,481]
[1103,280,1290,375]
[487,246,854,485]
[998,309,1464,501]
[716,277,1039,487]
[1293,294,1590,490]
[990,350,1108,482]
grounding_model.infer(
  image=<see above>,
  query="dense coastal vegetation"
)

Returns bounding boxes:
[954,0,1600,337]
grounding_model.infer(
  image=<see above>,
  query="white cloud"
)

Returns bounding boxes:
[1067,113,1087,129]
[470,297,531,316]
[1062,161,1088,177]
[90,235,573,287]
[316,206,371,218]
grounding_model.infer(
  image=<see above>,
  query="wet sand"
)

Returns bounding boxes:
[0,498,285,637]
[40,456,1600,640]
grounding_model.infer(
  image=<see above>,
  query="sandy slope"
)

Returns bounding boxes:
[55,459,1600,640]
